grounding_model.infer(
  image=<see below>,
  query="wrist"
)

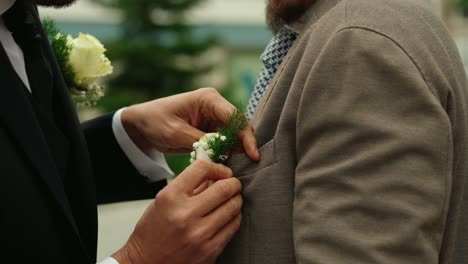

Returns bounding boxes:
[112,241,144,264]
[121,106,152,152]
[120,106,139,135]
[112,246,132,264]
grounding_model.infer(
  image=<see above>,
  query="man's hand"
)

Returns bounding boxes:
[113,160,242,264]
[121,88,259,160]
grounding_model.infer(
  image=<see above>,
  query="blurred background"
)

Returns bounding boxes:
[39,0,468,260]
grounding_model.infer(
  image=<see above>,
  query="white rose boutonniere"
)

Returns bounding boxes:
[43,18,113,106]
[68,33,113,90]
[190,109,248,164]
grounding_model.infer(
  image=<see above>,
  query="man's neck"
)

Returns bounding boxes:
[0,0,16,16]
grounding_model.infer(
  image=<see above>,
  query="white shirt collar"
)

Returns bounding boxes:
[0,0,16,16]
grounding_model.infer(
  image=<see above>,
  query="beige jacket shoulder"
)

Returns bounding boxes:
[219,0,468,263]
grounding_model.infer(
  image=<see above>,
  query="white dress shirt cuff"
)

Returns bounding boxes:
[112,108,174,182]
[97,257,119,264]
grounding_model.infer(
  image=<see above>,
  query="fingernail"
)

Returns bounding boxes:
[226,167,233,176]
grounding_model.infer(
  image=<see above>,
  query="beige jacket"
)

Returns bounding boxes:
[218,0,468,263]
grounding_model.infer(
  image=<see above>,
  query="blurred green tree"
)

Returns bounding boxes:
[93,0,217,101]
[93,0,218,174]
[457,0,468,16]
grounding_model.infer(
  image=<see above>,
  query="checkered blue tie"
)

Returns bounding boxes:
[246,27,299,120]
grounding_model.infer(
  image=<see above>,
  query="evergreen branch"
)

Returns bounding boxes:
[42,18,60,37]
[208,108,249,163]
[42,18,76,88]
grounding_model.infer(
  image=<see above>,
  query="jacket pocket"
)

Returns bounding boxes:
[227,138,277,178]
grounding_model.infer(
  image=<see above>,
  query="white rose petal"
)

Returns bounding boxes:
[66,34,74,45]
[69,33,113,89]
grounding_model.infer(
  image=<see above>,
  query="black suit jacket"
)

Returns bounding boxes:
[0,1,166,263]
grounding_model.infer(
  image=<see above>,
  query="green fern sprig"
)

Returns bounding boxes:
[42,18,76,88]
[208,108,248,163]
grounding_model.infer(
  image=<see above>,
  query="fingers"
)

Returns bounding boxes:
[237,126,260,161]
[172,118,205,151]
[208,213,243,257]
[191,177,242,216]
[181,88,260,160]
[193,181,210,195]
[198,88,236,124]
[199,194,243,239]
[173,160,234,194]
[197,89,260,160]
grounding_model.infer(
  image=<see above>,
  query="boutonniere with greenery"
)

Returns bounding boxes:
[43,18,113,107]
[190,108,248,164]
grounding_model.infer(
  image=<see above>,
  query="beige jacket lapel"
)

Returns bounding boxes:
[251,0,344,125]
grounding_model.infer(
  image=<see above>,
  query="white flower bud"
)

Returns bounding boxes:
[193,142,200,148]
[195,147,212,161]
[220,136,227,141]
[206,149,214,157]
[190,151,196,158]
[201,141,209,149]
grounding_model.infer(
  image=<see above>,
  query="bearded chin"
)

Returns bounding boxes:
[34,0,77,8]
[266,0,314,33]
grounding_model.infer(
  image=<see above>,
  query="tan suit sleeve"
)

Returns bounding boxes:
[294,28,452,263]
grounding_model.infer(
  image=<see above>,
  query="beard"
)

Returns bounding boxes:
[266,0,314,33]
[33,0,77,8]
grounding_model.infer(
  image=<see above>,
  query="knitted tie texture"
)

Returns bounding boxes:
[246,27,299,120]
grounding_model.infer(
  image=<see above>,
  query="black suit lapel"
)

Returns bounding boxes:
[0,45,82,235]
[0,32,99,264]
[30,4,98,261]
[1,1,97,261]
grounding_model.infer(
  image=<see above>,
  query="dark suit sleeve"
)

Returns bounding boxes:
[81,112,166,204]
